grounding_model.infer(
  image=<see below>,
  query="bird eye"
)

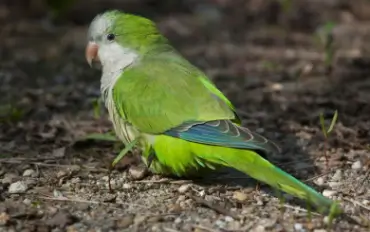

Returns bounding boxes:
[106,34,115,41]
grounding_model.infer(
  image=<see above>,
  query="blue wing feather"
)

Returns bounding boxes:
[165,120,280,155]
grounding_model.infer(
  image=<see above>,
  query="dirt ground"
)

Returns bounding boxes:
[0,0,369,231]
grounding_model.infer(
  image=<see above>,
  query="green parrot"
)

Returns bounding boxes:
[85,10,341,215]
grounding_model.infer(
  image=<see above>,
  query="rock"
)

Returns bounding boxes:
[328,181,341,188]
[23,198,32,205]
[2,173,18,184]
[23,169,36,177]
[331,169,342,181]
[314,177,325,186]
[116,215,134,229]
[224,216,234,222]
[0,212,10,226]
[294,223,305,232]
[174,217,182,224]
[70,177,81,184]
[178,184,191,193]
[128,165,147,180]
[8,181,28,193]
[233,191,248,202]
[254,225,266,232]
[314,229,327,232]
[122,183,132,189]
[215,219,226,228]
[352,160,362,170]
[133,215,147,225]
[56,170,68,178]
[322,189,337,198]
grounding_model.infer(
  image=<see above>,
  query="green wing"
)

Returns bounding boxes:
[112,55,238,134]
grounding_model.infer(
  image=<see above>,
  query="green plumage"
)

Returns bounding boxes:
[87,10,342,216]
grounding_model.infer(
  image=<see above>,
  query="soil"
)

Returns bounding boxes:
[0,0,369,231]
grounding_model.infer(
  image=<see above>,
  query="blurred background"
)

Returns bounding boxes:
[0,0,369,231]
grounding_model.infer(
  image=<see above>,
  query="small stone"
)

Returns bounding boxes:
[177,195,186,203]
[8,181,28,193]
[314,177,325,186]
[122,183,132,189]
[254,225,266,232]
[224,216,234,222]
[2,173,18,184]
[233,191,248,202]
[168,204,182,213]
[133,215,147,225]
[331,170,342,181]
[322,189,337,198]
[313,229,327,232]
[0,212,10,226]
[101,176,109,181]
[174,217,182,224]
[128,166,147,180]
[294,223,304,231]
[323,216,331,224]
[23,198,32,205]
[116,215,134,228]
[70,177,81,184]
[56,170,68,178]
[352,161,362,170]
[215,220,226,228]
[362,200,369,205]
[328,181,341,188]
[178,184,191,193]
[23,169,36,177]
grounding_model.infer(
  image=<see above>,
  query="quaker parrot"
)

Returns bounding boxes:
[85,10,341,215]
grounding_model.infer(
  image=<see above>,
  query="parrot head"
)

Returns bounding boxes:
[85,10,167,71]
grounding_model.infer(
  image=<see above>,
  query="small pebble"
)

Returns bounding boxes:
[8,181,28,193]
[23,198,32,205]
[215,219,226,228]
[352,160,362,170]
[313,230,327,232]
[314,177,325,186]
[323,216,331,224]
[71,177,81,184]
[174,217,182,224]
[2,173,18,184]
[178,184,191,193]
[362,200,369,205]
[331,170,342,181]
[294,223,305,232]
[129,166,147,180]
[328,181,341,188]
[254,225,266,232]
[233,191,248,201]
[133,215,147,225]
[225,216,234,222]
[322,189,337,198]
[56,170,68,178]
[101,176,109,181]
[22,169,36,177]
[122,183,132,189]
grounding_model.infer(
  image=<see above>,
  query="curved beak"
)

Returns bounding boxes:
[85,41,100,67]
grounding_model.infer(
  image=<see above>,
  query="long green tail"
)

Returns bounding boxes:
[196,147,341,215]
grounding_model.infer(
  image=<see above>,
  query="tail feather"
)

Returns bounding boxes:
[195,146,341,215]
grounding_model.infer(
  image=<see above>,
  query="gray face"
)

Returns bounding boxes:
[88,14,114,46]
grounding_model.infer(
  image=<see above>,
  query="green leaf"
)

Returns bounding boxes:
[111,138,139,167]
[319,112,327,138]
[327,110,338,134]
